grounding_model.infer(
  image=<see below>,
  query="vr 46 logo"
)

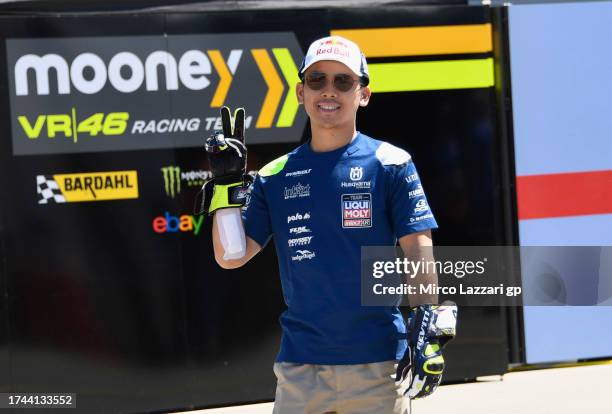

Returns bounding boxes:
[18,111,128,142]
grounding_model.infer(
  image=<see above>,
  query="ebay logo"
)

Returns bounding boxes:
[152,212,204,235]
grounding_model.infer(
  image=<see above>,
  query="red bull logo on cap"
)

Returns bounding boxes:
[316,46,350,57]
[316,37,351,57]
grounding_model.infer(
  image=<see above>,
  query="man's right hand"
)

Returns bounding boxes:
[206,106,247,184]
[205,106,249,214]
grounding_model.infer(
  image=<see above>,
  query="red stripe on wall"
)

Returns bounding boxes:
[517,170,612,220]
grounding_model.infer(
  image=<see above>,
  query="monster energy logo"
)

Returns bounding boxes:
[161,166,214,198]
[161,166,181,198]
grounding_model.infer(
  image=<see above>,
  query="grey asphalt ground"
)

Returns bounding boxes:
[173,362,612,414]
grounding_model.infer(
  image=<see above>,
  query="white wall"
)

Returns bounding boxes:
[509,1,612,363]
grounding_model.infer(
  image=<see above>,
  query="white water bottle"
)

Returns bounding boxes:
[217,207,246,260]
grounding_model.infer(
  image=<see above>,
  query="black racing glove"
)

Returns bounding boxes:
[202,106,250,215]
[396,301,458,399]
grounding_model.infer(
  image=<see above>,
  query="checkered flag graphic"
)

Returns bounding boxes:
[36,175,66,204]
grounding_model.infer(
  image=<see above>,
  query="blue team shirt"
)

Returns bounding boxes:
[243,133,438,364]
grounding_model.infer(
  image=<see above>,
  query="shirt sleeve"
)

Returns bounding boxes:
[386,160,438,239]
[242,174,273,247]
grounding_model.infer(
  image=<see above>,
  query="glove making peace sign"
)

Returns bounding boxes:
[205,106,250,214]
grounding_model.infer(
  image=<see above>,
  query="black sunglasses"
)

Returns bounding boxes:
[303,72,362,93]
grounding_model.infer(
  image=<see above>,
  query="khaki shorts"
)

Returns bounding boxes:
[272,360,410,414]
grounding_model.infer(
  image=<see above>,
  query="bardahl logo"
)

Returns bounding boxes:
[37,170,138,204]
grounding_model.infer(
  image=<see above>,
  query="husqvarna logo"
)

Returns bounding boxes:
[349,166,363,181]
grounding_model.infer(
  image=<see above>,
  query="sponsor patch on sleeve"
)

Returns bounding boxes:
[342,193,372,228]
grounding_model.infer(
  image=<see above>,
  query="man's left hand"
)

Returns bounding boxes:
[396,302,458,399]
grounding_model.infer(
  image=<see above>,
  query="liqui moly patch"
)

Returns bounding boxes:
[342,193,372,228]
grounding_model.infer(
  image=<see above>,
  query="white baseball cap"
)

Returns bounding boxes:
[299,35,369,85]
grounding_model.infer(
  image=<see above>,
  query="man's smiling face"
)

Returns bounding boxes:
[297,60,371,131]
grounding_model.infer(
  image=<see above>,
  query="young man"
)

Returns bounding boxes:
[206,36,457,414]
